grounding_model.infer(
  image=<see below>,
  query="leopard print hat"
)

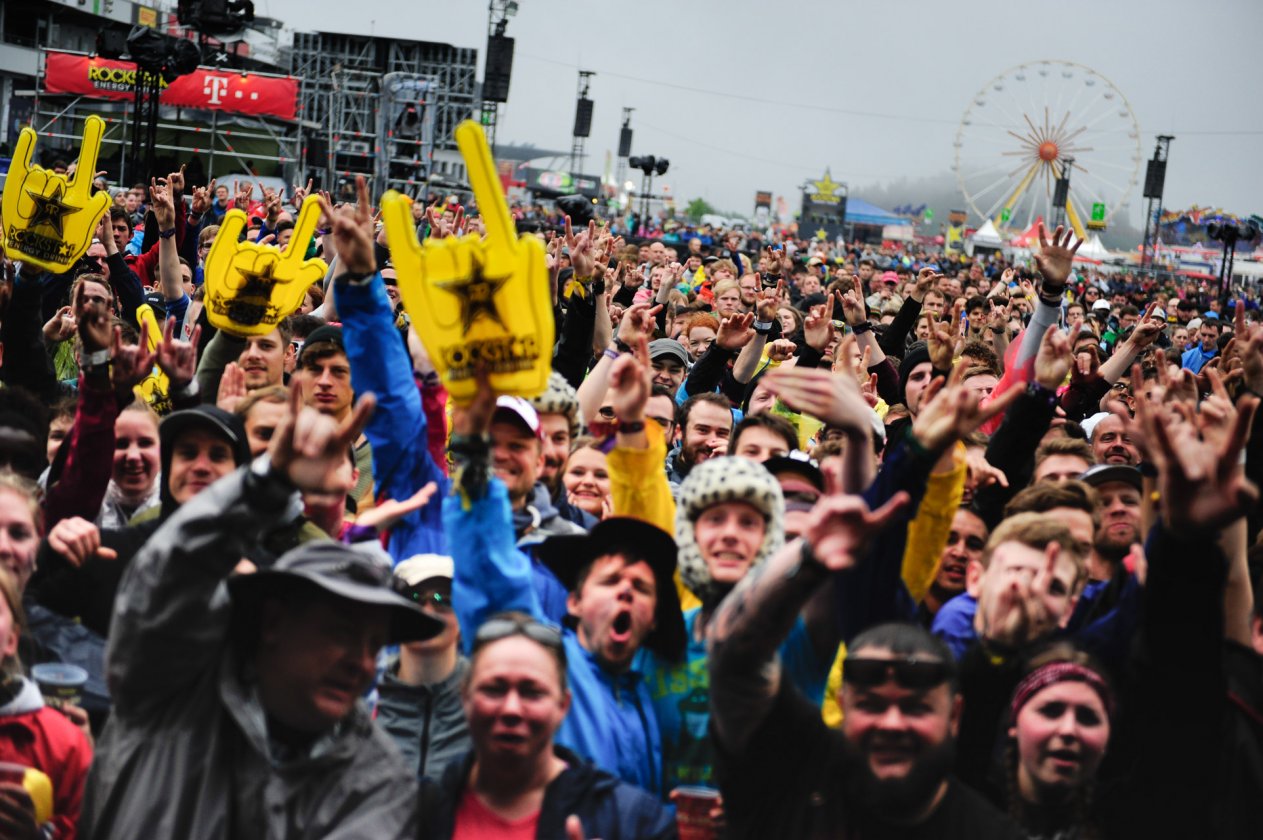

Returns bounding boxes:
[529,371,581,437]
[675,456,785,606]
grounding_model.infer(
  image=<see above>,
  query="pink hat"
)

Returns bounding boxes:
[881,271,900,284]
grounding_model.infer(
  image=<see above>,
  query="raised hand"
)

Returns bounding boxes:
[44,305,77,343]
[754,276,781,322]
[110,320,157,397]
[203,193,326,336]
[291,178,313,207]
[378,121,552,404]
[353,482,439,533]
[1033,323,1079,390]
[190,180,214,216]
[167,164,186,197]
[715,312,756,351]
[837,286,867,326]
[77,303,112,355]
[615,301,661,347]
[233,180,252,210]
[802,295,836,352]
[1135,368,1258,531]
[270,381,376,493]
[766,338,796,362]
[1033,223,1083,292]
[912,268,941,301]
[47,517,118,567]
[315,175,376,275]
[1,115,112,273]
[217,362,248,413]
[912,362,1021,454]
[155,316,201,390]
[608,335,652,423]
[149,179,175,230]
[762,364,872,435]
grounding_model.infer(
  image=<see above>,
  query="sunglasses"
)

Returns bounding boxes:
[474,615,564,653]
[393,582,453,611]
[846,656,952,690]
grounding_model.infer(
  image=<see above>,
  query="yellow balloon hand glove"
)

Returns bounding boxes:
[1,116,111,274]
[133,304,170,411]
[381,120,552,404]
[203,195,326,336]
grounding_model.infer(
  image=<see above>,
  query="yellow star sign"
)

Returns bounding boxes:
[807,169,844,205]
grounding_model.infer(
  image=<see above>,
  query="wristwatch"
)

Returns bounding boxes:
[753,319,774,335]
[851,320,873,334]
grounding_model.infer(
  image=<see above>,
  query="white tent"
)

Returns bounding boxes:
[970,219,1005,248]
[1077,233,1111,261]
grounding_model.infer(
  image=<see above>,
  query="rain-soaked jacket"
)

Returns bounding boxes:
[80,465,418,839]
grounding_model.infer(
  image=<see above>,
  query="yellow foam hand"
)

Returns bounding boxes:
[1,116,111,274]
[203,195,326,336]
[133,304,170,411]
[382,120,552,404]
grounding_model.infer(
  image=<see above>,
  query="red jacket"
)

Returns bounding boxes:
[0,679,93,840]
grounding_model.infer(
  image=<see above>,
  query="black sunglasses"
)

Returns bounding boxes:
[846,656,952,690]
[474,615,563,653]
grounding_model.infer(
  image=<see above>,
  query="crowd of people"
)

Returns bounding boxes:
[0,148,1259,840]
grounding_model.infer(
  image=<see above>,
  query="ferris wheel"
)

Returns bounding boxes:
[953,60,1142,239]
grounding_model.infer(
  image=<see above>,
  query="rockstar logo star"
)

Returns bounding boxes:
[27,184,80,238]
[816,228,829,240]
[437,269,508,332]
[806,169,844,205]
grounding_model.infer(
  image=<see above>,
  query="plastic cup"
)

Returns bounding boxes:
[674,786,720,840]
[31,663,88,706]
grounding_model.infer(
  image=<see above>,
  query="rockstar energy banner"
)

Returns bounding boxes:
[42,50,298,121]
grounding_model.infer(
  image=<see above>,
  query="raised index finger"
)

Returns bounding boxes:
[454,120,515,249]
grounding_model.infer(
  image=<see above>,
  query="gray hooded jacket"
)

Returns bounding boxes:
[80,465,418,840]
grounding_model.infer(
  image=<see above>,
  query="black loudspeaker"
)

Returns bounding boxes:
[573,97,593,138]
[483,35,514,103]
[1052,177,1069,209]
[305,137,327,167]
[96,28,129,59]
[618,125,632,158]
[334,149,374,174]
[1142,159,1166,200]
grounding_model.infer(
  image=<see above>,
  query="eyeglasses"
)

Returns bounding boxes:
[846,656,952,690]
[393,582,453,611]
[474,615,563,653]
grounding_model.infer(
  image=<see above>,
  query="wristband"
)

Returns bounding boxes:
[613,338,632,354]
[787,540,828,582]
[1026,380,1058,407]
[851,320,873,334]
[158,227,177,240]
[82,349,111,368]
[753,319,774,335]
[603,347,621,362]
[449,433,490,457]
[335,269,375,285]
[171,379,200,401]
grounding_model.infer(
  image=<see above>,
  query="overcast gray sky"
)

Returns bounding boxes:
[260,0,1263,228]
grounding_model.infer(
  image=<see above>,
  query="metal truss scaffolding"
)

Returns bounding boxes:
[290,31,478,198]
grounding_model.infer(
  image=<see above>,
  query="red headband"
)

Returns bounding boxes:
[1010,661,1114,723]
